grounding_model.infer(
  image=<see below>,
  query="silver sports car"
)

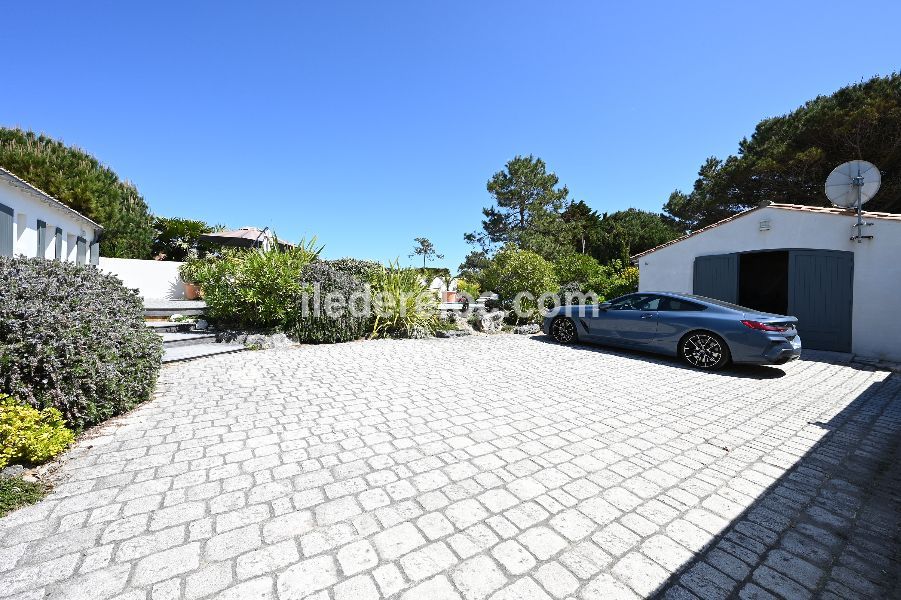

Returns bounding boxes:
[542,291,802,369]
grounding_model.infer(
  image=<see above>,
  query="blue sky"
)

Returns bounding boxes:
[2,2,900,269]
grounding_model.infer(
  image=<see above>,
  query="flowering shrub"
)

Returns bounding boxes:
[0,395,74,468]
[0,257,162,429]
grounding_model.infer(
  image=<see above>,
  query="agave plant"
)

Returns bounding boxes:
[370,261,439,338]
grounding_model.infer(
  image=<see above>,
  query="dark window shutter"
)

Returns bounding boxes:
[0,203,13,257]
[37,220,46,258]
[76,236,87,265]
[55,227,63,260]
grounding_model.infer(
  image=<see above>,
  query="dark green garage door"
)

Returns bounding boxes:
[788,250,853,353]
[693,249,853,352]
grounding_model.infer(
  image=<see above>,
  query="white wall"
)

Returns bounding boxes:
[99,258,186,300]
[637,206,901,362]
[0,180,101,263]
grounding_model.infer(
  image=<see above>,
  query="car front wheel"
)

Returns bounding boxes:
[680,331,730,370]
[551,317,578,344]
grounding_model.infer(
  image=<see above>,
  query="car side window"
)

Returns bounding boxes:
[659,298,705,312]
[633,295,662,311]
[607,295,638,310]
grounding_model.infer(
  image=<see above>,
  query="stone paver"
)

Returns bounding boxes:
[1,335,900,599]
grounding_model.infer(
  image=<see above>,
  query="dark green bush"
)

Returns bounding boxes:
[326,258,382,284]
[0,257,163,429]
[294,261,371,343]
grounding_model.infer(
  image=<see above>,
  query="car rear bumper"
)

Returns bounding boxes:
[734,333,802,365]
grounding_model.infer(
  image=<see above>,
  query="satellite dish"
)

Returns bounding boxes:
[825,160,881,208]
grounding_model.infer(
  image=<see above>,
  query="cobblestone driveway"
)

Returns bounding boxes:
[1,335,899,599]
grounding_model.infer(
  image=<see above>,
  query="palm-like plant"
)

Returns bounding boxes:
[370,261,439,338]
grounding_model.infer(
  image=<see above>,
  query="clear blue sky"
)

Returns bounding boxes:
[2,2,899,269]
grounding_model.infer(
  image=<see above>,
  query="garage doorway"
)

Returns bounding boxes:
[739,251,788,315]
[693,249,853,352]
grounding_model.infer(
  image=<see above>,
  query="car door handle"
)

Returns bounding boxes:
[640,313,655,319]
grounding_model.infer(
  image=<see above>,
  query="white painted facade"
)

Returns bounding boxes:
[636,204,901,362]
[0,168,103,263]
[99,258,186,300]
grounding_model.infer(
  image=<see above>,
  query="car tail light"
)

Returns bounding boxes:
[741,320,789,332]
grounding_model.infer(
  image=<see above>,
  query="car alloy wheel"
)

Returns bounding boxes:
[681,332,728,369]
[551,317,577,344]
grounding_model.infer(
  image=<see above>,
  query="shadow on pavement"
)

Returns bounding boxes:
[648,375,901,599]
[530,334,787,380]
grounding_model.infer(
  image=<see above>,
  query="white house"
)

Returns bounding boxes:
[0,167,103,263]
[634,202,901,362]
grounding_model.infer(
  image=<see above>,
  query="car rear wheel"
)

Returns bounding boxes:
[680,331,730,370]
[551,317,578,344]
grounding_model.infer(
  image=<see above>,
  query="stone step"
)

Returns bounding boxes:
[162,343,245,364]
[159,332,218,348]
[144,299,207,319]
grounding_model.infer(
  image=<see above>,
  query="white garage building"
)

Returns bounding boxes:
[634,202,901,362]
[0,167,102,263]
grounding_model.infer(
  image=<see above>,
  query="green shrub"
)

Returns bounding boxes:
[196,240,321,329]
[481,248,559,320]
[456,278,480,299]
[0,257,162,429]
[553,253,603,288]
[327,258,382,284]
[294,261,371,343]
[603,265,640,299]
[0,476,46,517]
[371,262,439,338]
[178,255,212,285]
[0,395,75,468]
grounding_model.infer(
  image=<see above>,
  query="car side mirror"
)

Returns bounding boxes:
[598,302,611,311]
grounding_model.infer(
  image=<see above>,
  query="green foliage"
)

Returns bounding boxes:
[561,200,602,255]
[481,248,559,320]
[152,216,222,261]
[0,257,162,429]
[455,278,480,299]
[409,237,444,269]
[0,128,154,259]
[195,240,321,330]
[0,395,75,469]
[178,255,212,285]
[553,253,603,288]
[325,258,382,283]
[593,209,682,263]
[665,73,901,229]
[603,265,640,299]
[294,261,371,343]
[370,262,439,338]
[0,476,46,517]
[466,155,570,255]
[457,250,491,287]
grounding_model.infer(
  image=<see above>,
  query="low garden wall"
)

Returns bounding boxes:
[99,257,185,300]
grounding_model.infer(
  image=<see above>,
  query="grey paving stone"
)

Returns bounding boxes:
[0,336,896,600]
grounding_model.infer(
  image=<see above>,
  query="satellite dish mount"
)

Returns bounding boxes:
[824,160,881,243]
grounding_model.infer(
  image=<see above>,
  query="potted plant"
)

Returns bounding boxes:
[178,257,206,300]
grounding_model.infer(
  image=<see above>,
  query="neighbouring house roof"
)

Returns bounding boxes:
[0,166,104,229]
[631,202,901,261]
[198,227,294,249]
